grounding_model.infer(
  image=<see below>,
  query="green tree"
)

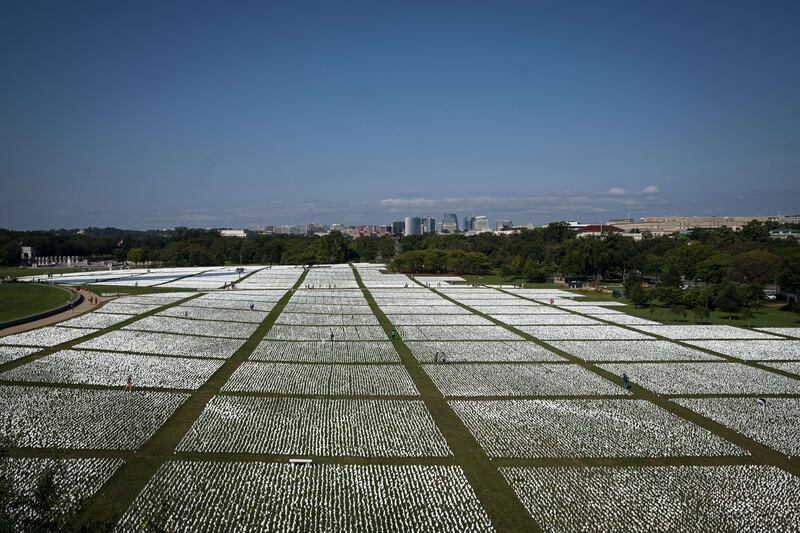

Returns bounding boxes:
[126,247,147,264]
[522,259,549,283]
[348,237,378,262]
[316,231,351,263]
[716,282,742,319]
[695,254,730,283]
[728,250,780,284]
[777,252,800,293]
[741,220,770,243]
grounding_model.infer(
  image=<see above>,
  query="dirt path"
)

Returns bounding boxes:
[0,288,113,336]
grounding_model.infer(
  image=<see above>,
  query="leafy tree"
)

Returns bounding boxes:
[624,272,650,308]
[695,254,730,283]
[522,259,550,283]
[777,252,800,293]
[741,220,770,243]
[659,257,683,287]
[316,231,351,264]
[126,247,147,264]
[728,250,779,284]
[716,282,742,319]
[348,237,378,262]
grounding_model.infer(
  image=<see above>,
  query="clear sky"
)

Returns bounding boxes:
[1,1,798,230]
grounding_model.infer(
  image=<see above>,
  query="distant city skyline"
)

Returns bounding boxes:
[1,1,798,230]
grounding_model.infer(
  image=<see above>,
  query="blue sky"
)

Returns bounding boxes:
[1,1,798,229]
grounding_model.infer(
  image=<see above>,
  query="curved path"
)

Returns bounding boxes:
[0,288,112,336]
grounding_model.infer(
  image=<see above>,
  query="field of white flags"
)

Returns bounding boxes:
[448,399,744,458]
[76,330,244,358]
[406,340,562,362]
[2,268,800,531]
[177,396,450,457]
[685,339,800,360]
[0,326,99,347]
[116,462,493,532]
[0,345,41,364]
[1,349,223,389]
[502,465,800,532]
[631,324,780,340]
[758,327,800,339]
[250,339,400,363]
[0,385,188,449]
[548,340,721,362]
[123,315,259,338]
[1,458,124,525]
[599,362,800,395]
[674,398,800,456]
[223,362,418,395]
[424,363,625,397]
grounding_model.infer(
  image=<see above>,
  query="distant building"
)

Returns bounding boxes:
[463,216,475,232]
[576,224,623,238]
[474,216,490,231]
[424,216,436,233]
[391,220,405,236]
[20,246,35,266]
[404,217,422,236]
[441,213,459,233]
[770,227,800,240]
[496,219,513,231]
[610,215,794,236]
[219,229,247,238]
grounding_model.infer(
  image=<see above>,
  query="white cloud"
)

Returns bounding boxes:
[379,198,437,208]
[607,187,627,195]
[642,185,659,194]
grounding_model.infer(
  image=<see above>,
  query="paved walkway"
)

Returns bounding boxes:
[0,288,113,336]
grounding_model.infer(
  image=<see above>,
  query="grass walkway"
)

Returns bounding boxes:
[352,266,541,533]
[71,272,309,529]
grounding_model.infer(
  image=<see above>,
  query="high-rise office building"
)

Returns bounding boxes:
[474,216,490,231]
[404,216,422,236]
[424,216,436,233]
[391,220,405,236]
[496,219,513,230]
[442,213,459,233]
[463,216,476,231]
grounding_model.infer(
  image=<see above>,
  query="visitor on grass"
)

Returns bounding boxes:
[622,373,630,390]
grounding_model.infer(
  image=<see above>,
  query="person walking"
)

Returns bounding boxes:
[622,373,630,391]
[125,374,133,392]
[250,303,255,311]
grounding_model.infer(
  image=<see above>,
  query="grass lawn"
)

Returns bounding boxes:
[0,283,73,322]
[562,289,800,328]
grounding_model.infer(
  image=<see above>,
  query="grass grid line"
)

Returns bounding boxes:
[352,265,542,533]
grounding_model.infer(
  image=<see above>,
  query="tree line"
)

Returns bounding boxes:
[1,221,799,298]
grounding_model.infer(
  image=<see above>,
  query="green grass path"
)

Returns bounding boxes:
[352,265,541,533]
